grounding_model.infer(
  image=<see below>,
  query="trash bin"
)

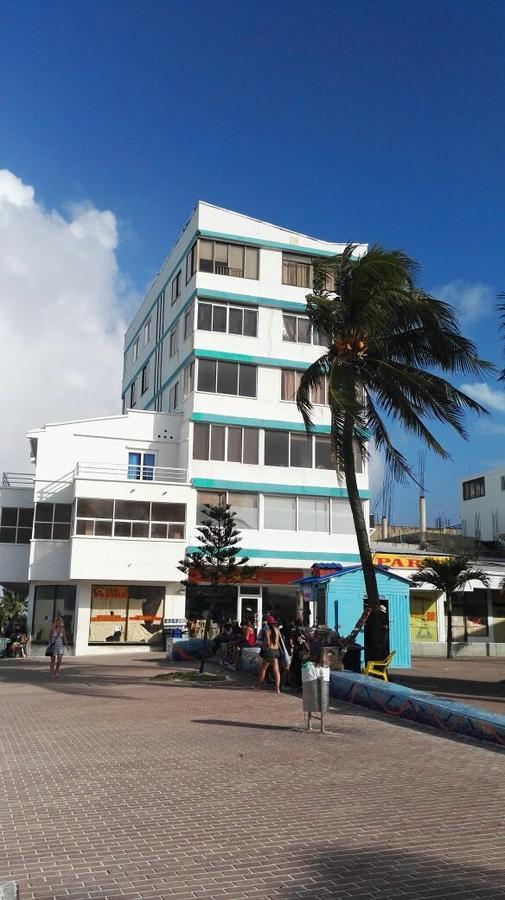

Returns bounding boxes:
[343,643,362,673]
[301,663,330,732]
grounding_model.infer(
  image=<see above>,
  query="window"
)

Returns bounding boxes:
[228,492,258,529]
[127,452,155,481]
[186,242,197,284]
[282,254,312,288]
[130,379,136,408]
[76,498,185,540]
[89,585,164,645]
[33,585,76,644]
[281,368,328,404]
[264,431,315,469]
[169,381,179,411]
[282,254,334,290]
[193,424,259,464]
[264,495,296,530]
[184,304,194,340]
[264,430,289,467]
[141,364,149,395]
[144,318,151,345]
[196,359,257,397]
[290,433,312,468]
[169,324,178,357]
[282,313,327,346]
[298,497,329,532]
[353,439,364,474]
[183,361,194,397]
[33,503,72,540]
[197,239,259,280]
[132,338,139,362]
[171,270,181,305]
[331,498,357,534]
[197,301,257,337]
[315,437,332,470]
[0,506,33,544]
[463,477,485,501]
[195,490,257,529]
[501,476,505,491]
[281,369,302,402]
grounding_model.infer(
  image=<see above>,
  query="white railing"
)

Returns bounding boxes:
[2,472,35,487]
[74,462,188,484]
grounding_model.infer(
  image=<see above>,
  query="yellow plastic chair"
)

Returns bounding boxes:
[363,651,396,681]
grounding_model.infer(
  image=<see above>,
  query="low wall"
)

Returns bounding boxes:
[329,671,505,748]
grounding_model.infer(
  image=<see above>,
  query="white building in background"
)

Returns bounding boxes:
[460,468,505,544]
[0,203,370,655]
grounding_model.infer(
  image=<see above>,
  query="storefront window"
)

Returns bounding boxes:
[409,592,438,642]
[185,584,238,625]
[32,585,76,643]
[89,585,164,645]
[452,589,488,641]
[492,591,505,642]
[262,586,299,625]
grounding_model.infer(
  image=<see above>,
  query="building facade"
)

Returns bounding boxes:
[0,204,370,654]
[460,467,505,543]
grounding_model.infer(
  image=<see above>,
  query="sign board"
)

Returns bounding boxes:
[91,585,128,602]
[373,553,449,570]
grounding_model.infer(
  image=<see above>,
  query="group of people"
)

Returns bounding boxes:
[1,622,29,658]
[210,614,312,693]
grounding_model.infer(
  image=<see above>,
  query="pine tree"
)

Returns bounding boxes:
[178,501,259,673]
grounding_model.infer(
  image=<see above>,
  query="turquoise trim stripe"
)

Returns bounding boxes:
[195,348,309,370]
[197,288,307,314]
[199,228,345,258]
[186,546,362,562]
[191,477,369,499]
[191,412,331,434]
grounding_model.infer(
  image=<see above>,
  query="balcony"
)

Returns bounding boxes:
[74,462,188,484]
[2,472,35,487]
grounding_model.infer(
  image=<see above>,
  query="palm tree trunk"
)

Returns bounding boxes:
[342,414,385,660]
[446,595,453,660]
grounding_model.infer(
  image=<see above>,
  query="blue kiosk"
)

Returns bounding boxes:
[294,563,412,669]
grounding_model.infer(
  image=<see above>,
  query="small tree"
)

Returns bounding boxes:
[410,556,489,659]
[178,501,259,673]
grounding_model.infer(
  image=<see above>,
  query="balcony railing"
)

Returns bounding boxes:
[74,462,188,484]
[2,472,35,487]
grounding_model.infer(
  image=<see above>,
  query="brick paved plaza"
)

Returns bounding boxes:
[0,654,504,900]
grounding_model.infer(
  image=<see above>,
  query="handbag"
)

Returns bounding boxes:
[45,646,53,657]
[278,633,292,669]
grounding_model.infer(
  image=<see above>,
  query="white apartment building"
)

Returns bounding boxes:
[0,203,369,655]
[460,468,505,544]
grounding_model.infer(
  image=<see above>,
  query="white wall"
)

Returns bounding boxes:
[460,468,505,542]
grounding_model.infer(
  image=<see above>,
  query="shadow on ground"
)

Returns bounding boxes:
[392,671,505,708]
[275,845,505,899]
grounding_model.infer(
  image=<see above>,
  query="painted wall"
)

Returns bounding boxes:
[326,569,411,668]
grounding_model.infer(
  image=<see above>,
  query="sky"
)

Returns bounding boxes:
[1,0,504,525]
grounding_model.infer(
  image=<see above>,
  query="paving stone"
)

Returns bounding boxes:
[0,655,504,900]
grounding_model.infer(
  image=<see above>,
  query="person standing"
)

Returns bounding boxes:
[256,615,281,693]
[47,617,68,678]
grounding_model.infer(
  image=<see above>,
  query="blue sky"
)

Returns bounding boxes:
[2,0,505,524]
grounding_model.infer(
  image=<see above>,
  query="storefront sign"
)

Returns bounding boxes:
[188,568,303,585]
[373,553,448,570]
[91,585,128,601]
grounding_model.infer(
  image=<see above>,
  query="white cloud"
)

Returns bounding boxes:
[434,279,493,323]
[460,382,505,413]
[0,170,134,472]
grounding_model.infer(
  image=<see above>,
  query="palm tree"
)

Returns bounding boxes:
[410,556,489,658]
[296,244,493,658]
